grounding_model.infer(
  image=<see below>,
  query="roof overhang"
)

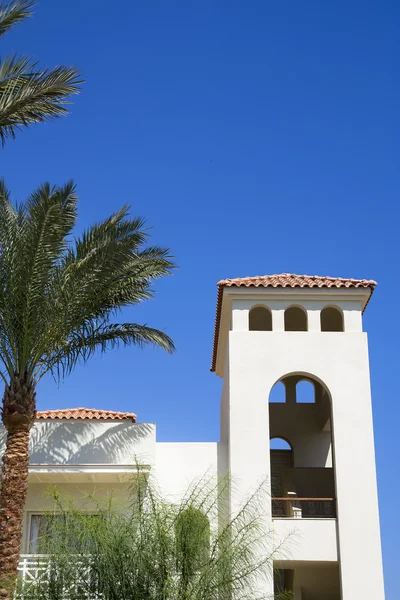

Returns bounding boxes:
[28,463,150,484]
[211,279,376,376]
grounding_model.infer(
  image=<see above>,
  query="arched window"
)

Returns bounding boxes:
[175,507,210,572]
[296,380,315,403]
[249,306,272,331]
[269,373,337,518]
[269,381,286,403]
[284,306,307,331]
[270,437,292,450]
[270,438,294,499]
[321,307,344,332]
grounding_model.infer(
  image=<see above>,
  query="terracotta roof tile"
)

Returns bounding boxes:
[36,408,137,423]
[217,274,377,290]
[211,273,377,372]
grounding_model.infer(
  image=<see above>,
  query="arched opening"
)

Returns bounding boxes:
[270,438,294,499]
[269,373,336,519]
[249,306,272,331]
[269,381,286,403]
[296,380,315,403]
[320,306,344,332]
[284,306,308,331]
[175,507,210,571]
[270,437,292,450]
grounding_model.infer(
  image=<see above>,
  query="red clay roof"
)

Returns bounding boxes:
[36,408,137,423]
[211,273,377,372]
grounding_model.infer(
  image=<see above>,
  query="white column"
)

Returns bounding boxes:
[272,309,285,331]
[343,309,363,332]
[307,309,321,332]
[231,301,249,331]
[227,331,275,599]
[331,349,385,600]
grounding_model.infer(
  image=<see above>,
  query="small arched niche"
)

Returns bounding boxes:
[284,306,308,331]
[269,381,286,403]
[321,306,344,332]
[249,306,272,331]
[296,379,316,403]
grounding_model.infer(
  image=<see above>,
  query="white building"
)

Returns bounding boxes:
[0,273,386,600]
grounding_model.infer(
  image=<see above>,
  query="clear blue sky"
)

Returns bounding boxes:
[2,0,399,595]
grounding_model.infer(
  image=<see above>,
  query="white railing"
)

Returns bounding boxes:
[272,497,336,518]
[17,555,99,599]
[17,555,49,587]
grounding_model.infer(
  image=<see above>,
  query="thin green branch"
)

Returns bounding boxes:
[19,473,293,600]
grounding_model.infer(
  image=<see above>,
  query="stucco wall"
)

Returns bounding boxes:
[154,442,221,499]
[225,324,385,600]
[0,420,156,467]
[273,519,338,562]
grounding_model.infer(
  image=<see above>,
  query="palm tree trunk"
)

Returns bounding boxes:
[0,377,36,599]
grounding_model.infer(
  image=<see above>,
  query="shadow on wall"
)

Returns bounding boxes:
[0,421,154,465]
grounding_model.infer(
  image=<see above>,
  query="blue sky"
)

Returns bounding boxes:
[1,0,399,595]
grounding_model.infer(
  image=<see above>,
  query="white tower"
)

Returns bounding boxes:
[212,274,385,600]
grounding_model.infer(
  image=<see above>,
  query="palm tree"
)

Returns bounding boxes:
[0,181,175,598]
[0,1,81,145]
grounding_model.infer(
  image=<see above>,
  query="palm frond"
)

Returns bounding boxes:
[0,0,33,38]
[37,322,175,381]
[0,181,175,385]
[19,182,77,371]
[0,179,21,374]
[0,55,82,144]
[44,219,174,336]
[0,181,78,377]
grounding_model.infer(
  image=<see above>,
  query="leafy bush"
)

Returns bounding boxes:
[17,471,293,600]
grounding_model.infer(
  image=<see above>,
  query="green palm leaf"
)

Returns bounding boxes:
[0,180,175,383]
[0,1,82,145]
[0,0,33,38]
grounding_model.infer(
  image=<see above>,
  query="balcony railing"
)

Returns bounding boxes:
[17,555,48,589]
[272,497,336,518]
[16,555,97,599]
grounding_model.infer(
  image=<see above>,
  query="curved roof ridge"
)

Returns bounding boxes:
[36,407,137,423]
[217,273,378,287]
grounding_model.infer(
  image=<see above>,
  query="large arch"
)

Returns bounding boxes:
[267,371,334,400]
[268,372,336,519]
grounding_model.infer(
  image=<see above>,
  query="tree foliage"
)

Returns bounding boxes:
[0,180,175,390]
[16,473,294,600]
[0,1,82,145]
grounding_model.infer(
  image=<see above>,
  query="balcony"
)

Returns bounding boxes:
[17,555,95,599]
[272,496,336,519]
[270,461,336,521]
[17,555,49,597]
